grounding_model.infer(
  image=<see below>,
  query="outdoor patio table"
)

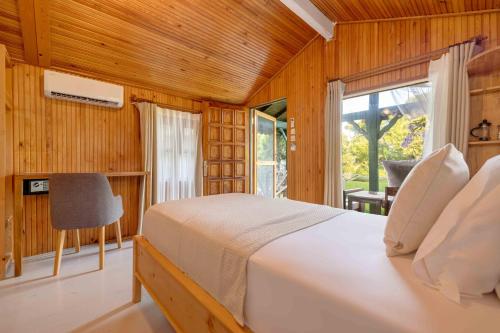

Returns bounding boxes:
[347,190,385,215]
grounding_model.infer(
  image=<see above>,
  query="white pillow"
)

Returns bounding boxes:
[384,144,469,256]
[413,155,500,302]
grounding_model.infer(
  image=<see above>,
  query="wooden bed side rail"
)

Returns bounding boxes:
[132,236,253,333]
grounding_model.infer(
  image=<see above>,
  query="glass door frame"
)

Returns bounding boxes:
[253,110,277,197]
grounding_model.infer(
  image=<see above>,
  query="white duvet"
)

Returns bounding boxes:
[144,196,500,333]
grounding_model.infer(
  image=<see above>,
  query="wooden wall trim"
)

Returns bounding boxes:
[130,95,202,114]
[337,9,500,25]
[344,76,428,98]
[338,48,447,83]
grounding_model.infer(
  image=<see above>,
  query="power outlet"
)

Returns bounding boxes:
[23,179,49,195]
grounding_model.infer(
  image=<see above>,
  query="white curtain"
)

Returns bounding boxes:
[425,41,475,156]
[324,80,345,208]
[449,42,475,156]
[155,106,202,202]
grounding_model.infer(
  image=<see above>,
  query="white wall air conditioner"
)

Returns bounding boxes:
[44,70,124,108]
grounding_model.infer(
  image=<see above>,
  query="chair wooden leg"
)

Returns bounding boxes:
[53,230,66,276]
[98,226,105,270]
[74,229,80,253]
[115,220,122,249]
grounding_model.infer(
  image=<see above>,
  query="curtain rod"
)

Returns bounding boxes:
[130,95,201,113]
[332,35,486,84]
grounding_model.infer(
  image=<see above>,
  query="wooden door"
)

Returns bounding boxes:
[254,111,277,198]
[202,102,248,195]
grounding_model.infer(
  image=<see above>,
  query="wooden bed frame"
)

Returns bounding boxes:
[132,236,253,333]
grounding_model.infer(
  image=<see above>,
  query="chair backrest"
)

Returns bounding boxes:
[382,160,419,187]
[49,173,121,230]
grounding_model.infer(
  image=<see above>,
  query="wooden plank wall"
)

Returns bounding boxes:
[248,11,499,204]
[13,64,202,257]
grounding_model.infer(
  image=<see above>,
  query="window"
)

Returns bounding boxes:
[342,82,431,194]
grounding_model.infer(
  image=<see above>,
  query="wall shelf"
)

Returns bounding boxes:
[467,46,500,76]
[468,140,500,147]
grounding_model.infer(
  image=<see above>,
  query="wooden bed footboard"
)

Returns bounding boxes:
[132,236,253,333]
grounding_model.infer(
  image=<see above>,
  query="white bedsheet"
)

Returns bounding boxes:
[144,208,500,333]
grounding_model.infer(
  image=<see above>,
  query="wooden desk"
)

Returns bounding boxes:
[347,190,385,215]
[13,171,147,277]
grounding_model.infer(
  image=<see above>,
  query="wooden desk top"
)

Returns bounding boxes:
[15,171,148,179]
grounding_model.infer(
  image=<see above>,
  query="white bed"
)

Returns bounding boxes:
[143,204,500,333]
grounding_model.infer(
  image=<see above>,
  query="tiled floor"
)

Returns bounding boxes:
[0,241,174,332]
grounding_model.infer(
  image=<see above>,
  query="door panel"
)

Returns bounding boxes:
[235,179,246,193]
[254,111,277,198]
[203,103,248,195]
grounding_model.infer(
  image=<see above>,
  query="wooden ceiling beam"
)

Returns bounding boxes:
[17,0,39,65]
[33,0,51,67]
[17,0,51,67]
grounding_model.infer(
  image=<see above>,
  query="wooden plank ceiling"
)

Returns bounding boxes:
[310,0,499,22]
[0,0,316,104]
[0,1,498,103]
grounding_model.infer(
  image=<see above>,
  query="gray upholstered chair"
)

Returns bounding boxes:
[49,173,124,275]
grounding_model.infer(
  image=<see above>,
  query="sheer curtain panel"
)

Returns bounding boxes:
[156,107,202,202]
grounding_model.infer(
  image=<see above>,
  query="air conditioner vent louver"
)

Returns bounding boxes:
[44,70,124,108]
[49,91,120,106]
